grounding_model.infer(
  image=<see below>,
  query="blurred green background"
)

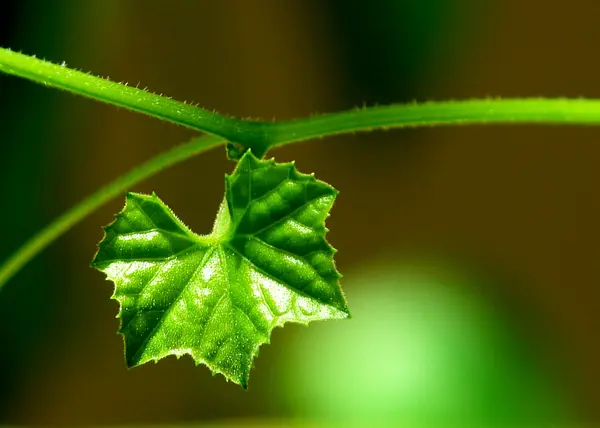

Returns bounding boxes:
[1,0,600,426]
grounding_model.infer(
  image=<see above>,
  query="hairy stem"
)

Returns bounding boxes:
[4,49,600,289]
[268,98,600,147]
[0,47,266,143]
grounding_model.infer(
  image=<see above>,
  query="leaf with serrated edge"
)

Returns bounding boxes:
[91,151,349,387]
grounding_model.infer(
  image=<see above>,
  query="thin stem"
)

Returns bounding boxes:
[267,98,600,148]
[0,134,224,288]
[0,47,266,143]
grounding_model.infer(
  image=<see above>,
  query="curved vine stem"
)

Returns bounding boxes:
[0,134,224,288]
[3,47,600,289]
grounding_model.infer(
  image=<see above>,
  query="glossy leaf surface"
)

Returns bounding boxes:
[92,151,349,387]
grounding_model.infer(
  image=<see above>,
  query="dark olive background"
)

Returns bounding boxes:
[1,0,599,425]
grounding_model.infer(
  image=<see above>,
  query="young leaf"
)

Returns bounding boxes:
[91,151,349,387]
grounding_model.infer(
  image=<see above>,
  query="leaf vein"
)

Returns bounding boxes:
[129,246,214,364]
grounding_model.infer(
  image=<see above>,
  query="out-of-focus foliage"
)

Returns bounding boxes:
[280,259,570,426]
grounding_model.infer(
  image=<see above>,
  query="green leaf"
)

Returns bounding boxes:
[91,151,349,387]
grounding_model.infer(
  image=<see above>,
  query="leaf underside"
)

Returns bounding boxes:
[91,151,349,387]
